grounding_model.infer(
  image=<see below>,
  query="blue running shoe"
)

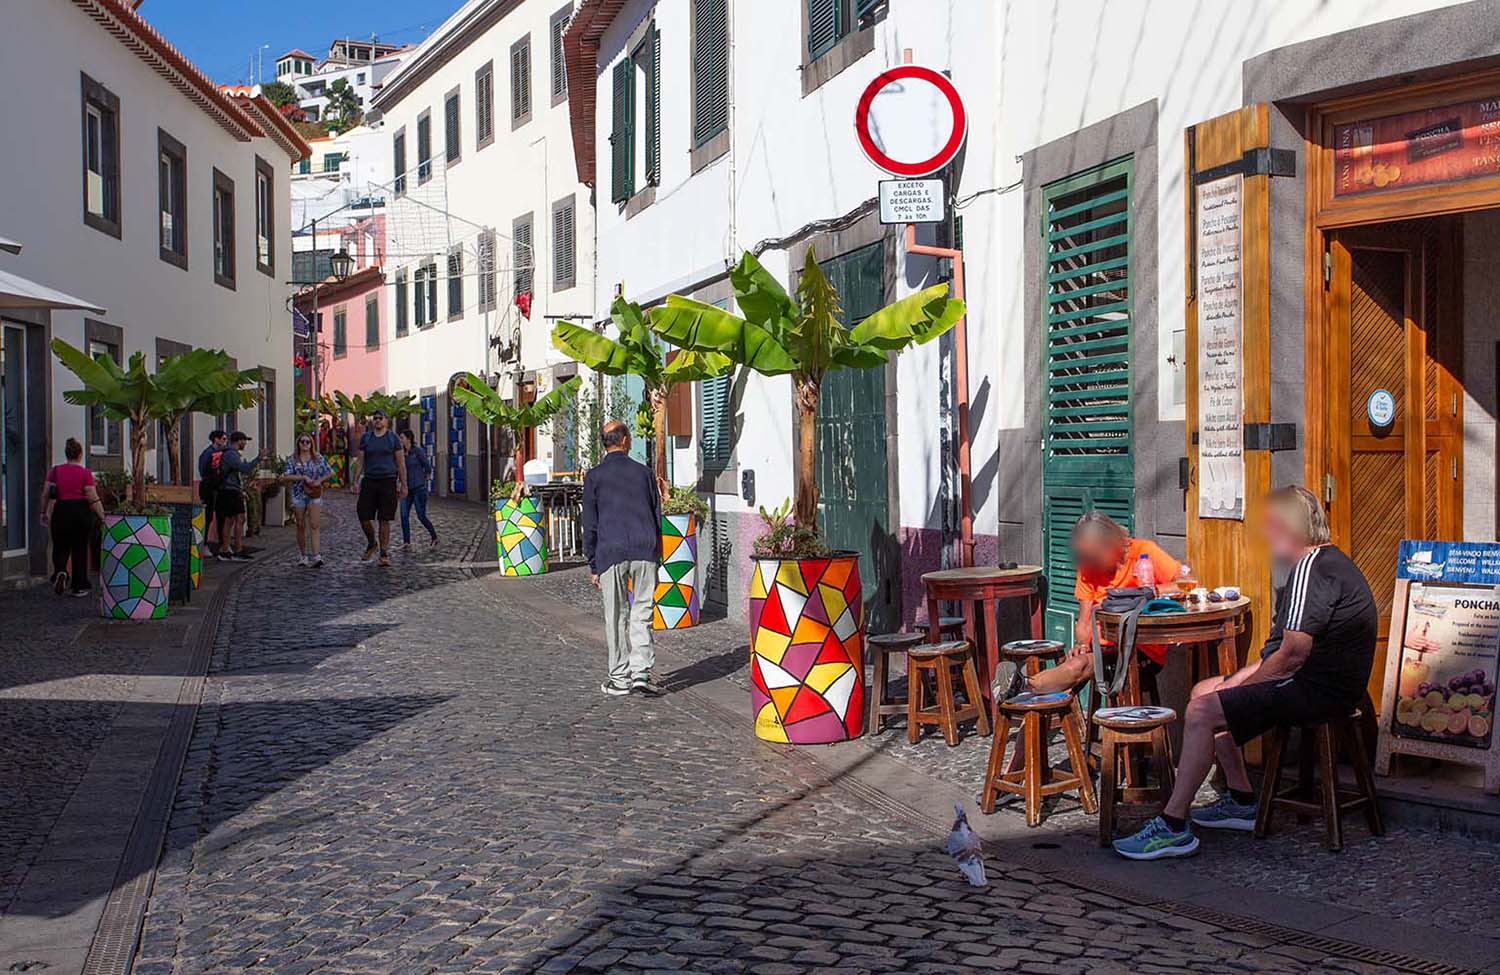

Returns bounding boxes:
[1190,792,1258,832]
[1112,816,1199,860]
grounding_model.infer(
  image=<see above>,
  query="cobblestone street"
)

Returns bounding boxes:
[89,494,1432,975]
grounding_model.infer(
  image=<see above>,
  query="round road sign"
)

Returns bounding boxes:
[854,64,967,177]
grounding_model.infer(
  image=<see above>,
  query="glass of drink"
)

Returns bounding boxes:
[1176,564,1198,595]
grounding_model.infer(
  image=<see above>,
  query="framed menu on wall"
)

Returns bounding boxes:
[1376,540,1500,793]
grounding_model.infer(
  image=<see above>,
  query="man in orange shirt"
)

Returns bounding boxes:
[1026,511,1180,695]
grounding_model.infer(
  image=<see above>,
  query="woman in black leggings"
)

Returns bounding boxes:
[41,437,105,596]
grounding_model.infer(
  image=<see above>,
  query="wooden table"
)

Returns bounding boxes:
[922,566,1044,713]
[1095,596,1251,705]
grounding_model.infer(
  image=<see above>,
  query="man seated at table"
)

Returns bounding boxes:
[1022,511,1181,697]
[1113,485,1377,860]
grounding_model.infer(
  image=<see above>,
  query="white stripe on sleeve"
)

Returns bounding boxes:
[1287,548,1320,632]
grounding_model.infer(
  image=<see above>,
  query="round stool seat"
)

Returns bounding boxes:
[1000,639,1065,659]
[868,632,924,652]
[937,615,966,631]
[908,639,972,659]
[998,690,1075,714]
[1093,704,1177,732]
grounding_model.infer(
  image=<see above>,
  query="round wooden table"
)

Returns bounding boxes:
[1096,596,1251,705]
[922,565,1044,714]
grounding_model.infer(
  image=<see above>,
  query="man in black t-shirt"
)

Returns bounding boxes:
[1114,485,1378,861]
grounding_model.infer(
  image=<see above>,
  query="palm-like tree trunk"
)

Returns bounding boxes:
[129,412,149,507]
[165,419,183,486]
[650,387,669,500]
[793,376,820,532]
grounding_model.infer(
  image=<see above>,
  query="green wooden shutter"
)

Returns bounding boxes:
[395,271,408,335]
[700,373,731,472]
[1040,156,1136,642]
[610,59,633,203]
[853,0,881,18]
[645,23,661,185]
[692,0,728,147]
[807,0,840,59]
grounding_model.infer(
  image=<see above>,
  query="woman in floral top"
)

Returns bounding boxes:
[282,434,333,567]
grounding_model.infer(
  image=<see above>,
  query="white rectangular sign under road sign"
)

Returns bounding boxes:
[878,178,945,224]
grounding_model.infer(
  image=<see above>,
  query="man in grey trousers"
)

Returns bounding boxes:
[582,420,663,696]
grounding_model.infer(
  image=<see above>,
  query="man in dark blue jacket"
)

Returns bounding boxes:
[583,420,662,696]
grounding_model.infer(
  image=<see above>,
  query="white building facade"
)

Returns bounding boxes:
[569,0,1500,638]
[372,0,595,502]
[0,0,306,583]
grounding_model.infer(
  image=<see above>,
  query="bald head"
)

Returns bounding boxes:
[602,420,631,452]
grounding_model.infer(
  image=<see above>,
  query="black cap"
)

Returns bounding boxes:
[370,408,387,418]
[209,429,227,441]
[229,431,251,443]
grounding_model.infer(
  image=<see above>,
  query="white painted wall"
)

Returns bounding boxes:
[374,0,595,467]
[0,0,297,469]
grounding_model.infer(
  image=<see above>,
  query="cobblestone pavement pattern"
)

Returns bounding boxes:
[131,495,1411,974]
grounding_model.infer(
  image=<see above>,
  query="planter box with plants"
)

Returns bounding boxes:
[52,340,263,621]
[626,487,707,630]
[648,251,963,745]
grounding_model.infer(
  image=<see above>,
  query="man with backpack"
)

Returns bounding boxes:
[212,431,264,562]
[198,430,228,554]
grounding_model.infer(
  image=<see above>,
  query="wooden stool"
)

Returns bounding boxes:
[1255,710,1384,851]
[867,632,923,736]
[907,640,991,747]
[981,692,1096,826]
[938,615,966,639]
[1093,705,1177,846]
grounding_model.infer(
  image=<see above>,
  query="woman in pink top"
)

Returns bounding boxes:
[40,438,105,596]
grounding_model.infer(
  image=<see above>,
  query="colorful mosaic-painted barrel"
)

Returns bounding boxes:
[653,513,700,629]
[748,553,866,744]
[100,513,172,621]
[496,495,548,576]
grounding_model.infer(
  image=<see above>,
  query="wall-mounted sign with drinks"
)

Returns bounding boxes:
[1333,95,1500,198]
[1378,540,1500,794]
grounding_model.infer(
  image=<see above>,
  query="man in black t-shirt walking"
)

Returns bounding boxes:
[1114,485,1378,860]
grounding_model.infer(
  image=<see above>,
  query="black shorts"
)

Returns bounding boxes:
[358,477,398,522]
[215,489,245,519]
[1218,679,1352,746]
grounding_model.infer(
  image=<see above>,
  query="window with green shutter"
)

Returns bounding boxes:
[806,0,882,61]
[333,308,347,357]
[609,59,634,203]
[395,270,408,336]
[1040,155,1135,643]
[365,293,379,349]
[692,0,728,148]
[700,298,733,474]
[644,23,660,185]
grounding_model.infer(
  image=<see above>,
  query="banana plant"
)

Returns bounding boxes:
[451,374,582,490]
[553,298,730,495]
[156,357,263,485]
[649,248,964,535]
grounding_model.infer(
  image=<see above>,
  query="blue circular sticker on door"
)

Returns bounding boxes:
[1367,388,1396,427]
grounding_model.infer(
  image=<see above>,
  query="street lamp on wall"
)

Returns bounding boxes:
[329,249,354,282]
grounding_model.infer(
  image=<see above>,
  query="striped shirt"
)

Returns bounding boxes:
[1261,544,1378,702]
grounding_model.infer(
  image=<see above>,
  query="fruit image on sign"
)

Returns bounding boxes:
[1392,583,1500,748]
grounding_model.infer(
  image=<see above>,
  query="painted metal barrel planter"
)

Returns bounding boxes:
[100,512,172,621]
[748,552,866,744]
[495,495,547,576]
[190,505,205,589]
[653,512,700,629]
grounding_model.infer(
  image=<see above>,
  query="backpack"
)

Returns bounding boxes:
[1089,587,1185,701]
[202,449,227,492]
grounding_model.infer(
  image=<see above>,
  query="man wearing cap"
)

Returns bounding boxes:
[197,429,228,554]
[352,408,406,567]
[215,431,263,563]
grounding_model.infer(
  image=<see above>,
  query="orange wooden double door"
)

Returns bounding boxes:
[1323,216,1464,705]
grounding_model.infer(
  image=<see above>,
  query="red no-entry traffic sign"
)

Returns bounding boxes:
[854,64,967,178]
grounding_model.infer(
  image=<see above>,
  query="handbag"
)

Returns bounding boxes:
[302,481,324,499]
[1089,586,1158,702]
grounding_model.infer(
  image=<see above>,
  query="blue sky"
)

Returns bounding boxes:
[140,0,467,86]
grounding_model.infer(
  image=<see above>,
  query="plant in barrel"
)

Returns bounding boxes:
[648,250,964,744]
[50,340,234,620]
[451,373,581,576]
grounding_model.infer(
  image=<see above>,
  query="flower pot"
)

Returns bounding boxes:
[495,495,547,576]
[653,512,700,629]
[157,502,202,605]
[748,552,866,744]
[100,512,172,621]
[190,505,205,589]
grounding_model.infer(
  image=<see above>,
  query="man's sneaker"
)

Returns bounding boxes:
[296,555,310,567]
[398,540,412,550]
[600,680,630,697]
[52,571,68,595]
[990,660,1025,702]
[631,674,663,697]
[378,551,391,567]
[428,534,439,547]
[70,588,92,599]
[229,552,251,563]
[1190,792,1259,832]
[216,552,233,562]
[1112,816,1200,861]
[312,555,325,568]
[361,544,378,562]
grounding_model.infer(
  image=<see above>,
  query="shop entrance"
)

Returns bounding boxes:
[1324,217,1465,705]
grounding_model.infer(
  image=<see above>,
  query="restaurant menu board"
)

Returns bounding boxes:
[1194,174,1244,520]
[1391,541,1500,749]
[1334,95,1500,198]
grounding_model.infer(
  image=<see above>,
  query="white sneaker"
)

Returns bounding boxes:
[312,554,324,568]
[297,555,310,567]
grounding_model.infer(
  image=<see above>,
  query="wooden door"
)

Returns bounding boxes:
[1325,218,1464,706]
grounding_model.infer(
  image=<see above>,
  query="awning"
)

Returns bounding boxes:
[0,235,21,255]
[0,266,105,314]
